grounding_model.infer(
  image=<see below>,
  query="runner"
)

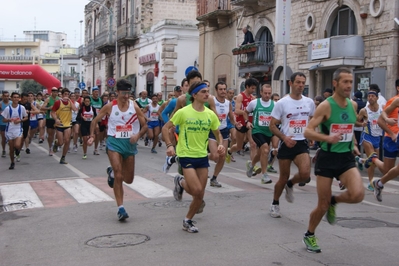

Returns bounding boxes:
[88,79,147,221]
[99,93,109,150]
[70,92,80,153]
[225,88,236,163]
[208,81,237,187]
[269,72,315,218]
[35,92,46,144]
[41,87,59,156]
[0,91,10,157]
[145,94,161,153]
[24,92,41,154]
[162,81,224,233]
[302,67,364,253]
[245,84,274,184]
[1,92,28,169]
[77,96,97,159]
[51,88,78,164]
[267,93,280,173]
[356,90,382,191]
[90,87,103,155]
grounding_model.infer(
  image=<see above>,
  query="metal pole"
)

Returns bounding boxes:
[283,44,287,95]
[61,39,64,88]
[80,20,83,83]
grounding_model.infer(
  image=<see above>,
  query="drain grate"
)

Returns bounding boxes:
[86,233,150,248]
[1,202,29,212]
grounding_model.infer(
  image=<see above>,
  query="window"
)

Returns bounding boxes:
[0,81,4,90]
[16,48,20,56]
[33,34,49,41]
[42,59,59,64]
[70,67,76,74]
[330,6,357,36]
[0,49,5,56]
[24,48,31,56]
[16,82,20,89]
[257,27,274,64]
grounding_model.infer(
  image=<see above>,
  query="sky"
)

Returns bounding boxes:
[0,0,88,47]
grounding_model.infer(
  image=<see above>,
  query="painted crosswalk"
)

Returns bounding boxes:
[1,172,399,212]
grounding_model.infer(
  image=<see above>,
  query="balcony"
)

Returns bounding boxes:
[117,23,139,46]
[197,0,232,27]
[231,0,273,7]
[0,55,39,63]
[95,31,115,54]
[233,41,274,74]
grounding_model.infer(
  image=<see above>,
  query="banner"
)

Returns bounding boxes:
[275,0,291,44]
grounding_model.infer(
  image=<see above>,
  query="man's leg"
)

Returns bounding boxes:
[335,168,365,204]
[182,167,208,219]
[0,129,6,156]
[291,153,312,184]
[8,139,15,165]
[47,127,55,155]
[273,159,291,202]
[60,128,71,163]
[209,139,228,187]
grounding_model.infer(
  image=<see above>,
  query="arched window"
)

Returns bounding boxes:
[257,27,274,64]
[330,6,357,36]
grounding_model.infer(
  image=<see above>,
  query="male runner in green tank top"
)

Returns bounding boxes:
[302,67,365,253]
[41,87,59,156]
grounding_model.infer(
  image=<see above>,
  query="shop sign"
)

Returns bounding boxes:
[311,38,330,60]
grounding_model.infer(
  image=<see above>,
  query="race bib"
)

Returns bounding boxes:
[330,124,354,142]
[288,120,307,135]
[84,114,93,121]
[371,119,379,130]
[258,112,271,127]
[115,124,133,138]
[218,113,227,122]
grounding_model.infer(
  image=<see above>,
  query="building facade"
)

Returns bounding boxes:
[197,0,399,99]
[80,0,198,96]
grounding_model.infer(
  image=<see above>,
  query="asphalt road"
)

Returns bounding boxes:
[1,139,399,266]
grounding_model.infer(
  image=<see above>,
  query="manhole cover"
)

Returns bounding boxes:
[86,233,150,248]
[1,202,28,212]
[336,217,399,229]
[140,200,192,209]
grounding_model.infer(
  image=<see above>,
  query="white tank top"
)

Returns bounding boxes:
[365,105,382,136]
[214,97,230,130]
[72,101,79,122]
[29,102,37,121]
[147,104,160,122]
[107,100,140,137]
[82,106,94,122]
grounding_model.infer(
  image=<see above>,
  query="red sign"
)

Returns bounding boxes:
[139,53,157,65]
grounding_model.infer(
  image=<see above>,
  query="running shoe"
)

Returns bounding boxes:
[59,157,68,164]
[270,204,281,218]
[372,179,383,202]
[355,156,364,171]
[237,150,245,156]
[267,165,277,173]
[52,143,58,153]
[246,160,254,178]
[73,145,78,153]
[230,154,236,162]
[182,219,198,233]
[2,150,6,157]
[252,165,262,176]
[162,156,172,173]
[367,183,374,192]
[338,181,346,190]
[225,152,231,164]
[173,175,184,201]
[299,177,311,187]
[82,154,87,159]
[285,184,294,203]
[16,155,20,162]
[106,166,114,188]
[93,150,100,155]
[25,148,30,154]
[151,148,157,154]
[158,141,162,147]
[210,179,222,187]
[39,139,44,144]
[364,152,377,169]
[99,144,103,150]
[196,200,206,214]
[261,173,272,184]
[9,162,15,170]
[49,149,53,156]
[117,207,129,221]
[326,204,336,225]
[303,234,321,253]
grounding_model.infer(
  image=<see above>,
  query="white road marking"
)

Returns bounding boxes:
[57,179,113,203]
[124,176,173,198]
[0,183,44,211]
[31,142,89,178]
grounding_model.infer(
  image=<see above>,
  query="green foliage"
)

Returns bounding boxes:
[20,80,46,94]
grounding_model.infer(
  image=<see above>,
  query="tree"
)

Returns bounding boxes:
[20,80,46,94]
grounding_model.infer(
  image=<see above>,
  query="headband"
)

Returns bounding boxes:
[190,83,208,96]
[368,91,378,96]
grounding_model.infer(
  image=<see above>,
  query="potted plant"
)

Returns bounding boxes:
[232,48,240,55]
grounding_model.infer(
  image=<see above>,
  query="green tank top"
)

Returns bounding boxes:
[252,99,274,136]
[185,93,209,108]
[46,96,59,119]
[320,97,356,153]
[90,97,103,111]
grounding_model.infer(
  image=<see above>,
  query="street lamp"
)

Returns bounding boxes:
[79,20,83,83]
[61,38,64,87]
[88,0,118,79]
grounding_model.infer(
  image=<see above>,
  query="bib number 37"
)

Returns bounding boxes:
[116,124,133,138]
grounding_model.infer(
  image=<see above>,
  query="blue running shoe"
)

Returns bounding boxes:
[106,166,114,188]
[355,156,364,171]
[117,207,129,221]
[364,152,377,169]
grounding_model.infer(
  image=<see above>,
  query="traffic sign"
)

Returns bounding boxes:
[78,82,86,89]
[107,77,116,87]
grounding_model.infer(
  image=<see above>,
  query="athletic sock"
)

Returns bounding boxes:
[272,200,279,205]
[330,196,337,206]
[286,180,293,188]
[15,149,20,156]
[184,218,190,222]
[211,175,217,181]
[377,180,384,188]
[118,205,124,210]
[305,231,314,236]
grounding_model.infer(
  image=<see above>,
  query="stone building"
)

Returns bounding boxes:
[80,0,199,96]
[197,0,399,99]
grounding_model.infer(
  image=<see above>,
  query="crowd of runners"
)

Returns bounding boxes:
[1,68,398,253]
